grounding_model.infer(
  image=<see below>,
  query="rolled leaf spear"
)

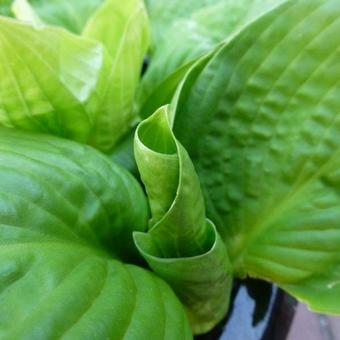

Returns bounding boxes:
[134,106,232,334]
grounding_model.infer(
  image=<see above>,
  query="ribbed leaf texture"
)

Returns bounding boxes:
[0,128,192,339]
[172,0,340,314]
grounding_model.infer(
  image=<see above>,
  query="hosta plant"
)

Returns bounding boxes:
[0,0,339,338]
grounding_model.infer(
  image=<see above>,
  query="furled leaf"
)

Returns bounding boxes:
[171,0,340,314]
[138,0,284,118]
[0,128,192,339]
[134,107,232,334]
[12,0,103,33]
[0,0,149,152]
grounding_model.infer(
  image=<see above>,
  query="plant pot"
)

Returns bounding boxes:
[196,279,297,340]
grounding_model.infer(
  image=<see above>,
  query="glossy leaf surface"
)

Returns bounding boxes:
[0,128,148,259]
[0,128,192,339]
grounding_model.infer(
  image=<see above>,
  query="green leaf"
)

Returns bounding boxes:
[144,0,217,46]
[0,248,192,340]
[0,128,192,339]
[0,0,149,152]
[13,0,103,33]
[172,0,340,314]
[11,0,44,26]
[83,0,150,151]
[134,107,232,334]
[0,17,108,144]
[0,127,148,260]
[139,62,196,120]
[109,129,138,175]
[0,0,13,16]
[139,0,285,118]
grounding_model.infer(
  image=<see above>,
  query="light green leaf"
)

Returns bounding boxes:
[134,107,232,334]
[139,0,285,118]
[0,17,107,143]
[11,0,43,26]
[83,0,150,151]
[0,1,149,152]
[172,0,340,314]
[13,0,103,33]
[0,17,111,144]
[0,128,192,339]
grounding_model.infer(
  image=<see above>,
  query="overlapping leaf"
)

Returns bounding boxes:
[0,0,149,152]
[0,17,106,143]
[144,0,216,46]
[134,107,232,334]
[171,0,340,313]
[0,128,192,339]
[109,130,138,175]
[0,128,148,259]
[12,0,103,33]
[83,0,150,151]
[138,0,284,118]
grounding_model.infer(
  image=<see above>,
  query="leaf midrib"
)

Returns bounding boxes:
[231,148,340,274]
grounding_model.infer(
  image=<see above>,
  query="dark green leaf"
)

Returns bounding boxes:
[0,128,192,338]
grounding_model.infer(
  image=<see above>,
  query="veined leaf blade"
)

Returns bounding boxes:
[0,129,190,338]
[14,0,103,33]
[84,0,150,151]
[139,0,285,118]
[172,0,340,313]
